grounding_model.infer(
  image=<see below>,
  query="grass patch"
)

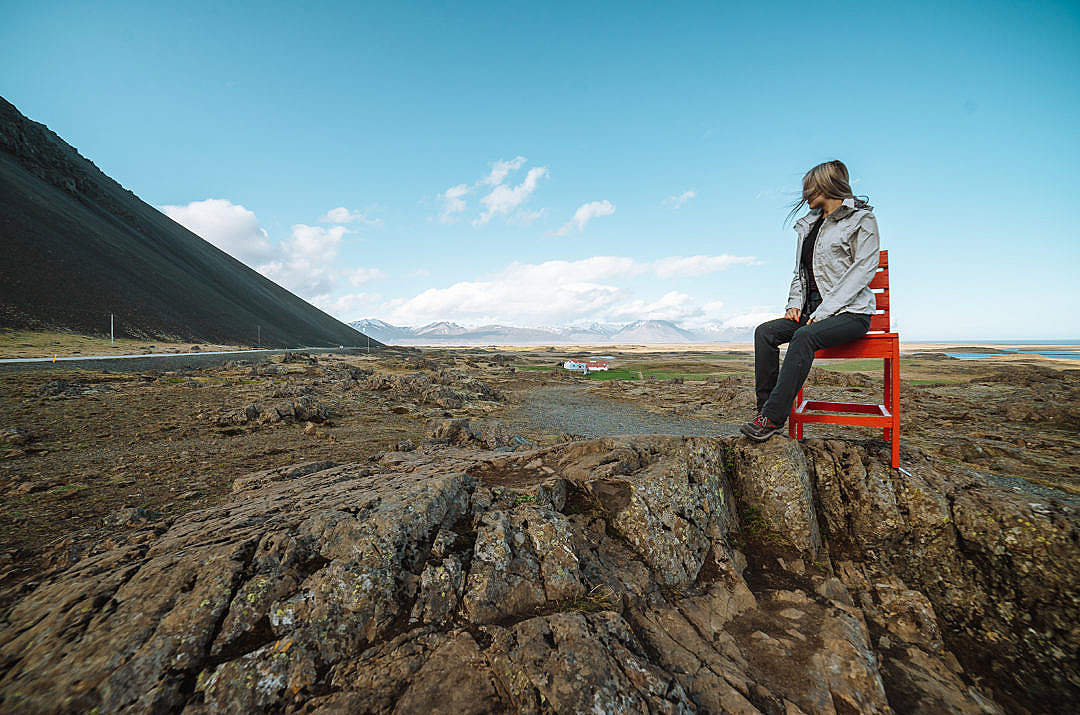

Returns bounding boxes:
[586,367,747,381]
[640,371,719,381]
[557,584,620,613]
[737,504,792,547]
[585,368,641,380]
[48,484,87,495]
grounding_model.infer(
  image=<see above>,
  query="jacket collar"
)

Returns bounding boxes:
[795,196,859,233]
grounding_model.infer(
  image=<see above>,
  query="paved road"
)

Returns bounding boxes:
[0,346,386,374]
[0,348,288,364]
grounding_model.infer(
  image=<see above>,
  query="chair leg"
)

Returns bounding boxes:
[789,389,800,438]
[883,357,892,441]
[796,388,804,440]
[789,390,800,439]
[891,350,900,468]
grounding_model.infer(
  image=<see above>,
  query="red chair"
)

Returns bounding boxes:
[789,250,900,468]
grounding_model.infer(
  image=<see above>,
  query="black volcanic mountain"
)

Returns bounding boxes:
[0,97,378,348]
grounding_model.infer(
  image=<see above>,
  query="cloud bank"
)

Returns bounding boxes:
[161,198,383,302]
[380,253,757,327]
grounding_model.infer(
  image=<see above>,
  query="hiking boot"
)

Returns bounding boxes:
[740,413,784,441]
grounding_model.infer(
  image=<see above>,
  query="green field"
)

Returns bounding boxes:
[520,365,753,381]
[519,356,956,385]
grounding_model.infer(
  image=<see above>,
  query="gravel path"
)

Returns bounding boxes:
[497,385,1079,506]
[499,384,741,438]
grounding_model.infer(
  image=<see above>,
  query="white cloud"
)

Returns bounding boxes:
[506,256,645,283]
[652,254,758,278]
[554,199,615,236]
[163,197,390,315]
[257,224,349,297]
[290,224,347,263]
[480,156,527,186]
[701,300,725,314]
[509,207,547,226]
[436,156,549,227]
[662,190,696,209]
[377,252,767,328]
[160,198,275,266]
[475,166,549,226]
[679,300,729,330]
[320,206,383,227]
[721,310,779,330]
[605,291,699,322]
[438,184,469,223]
[383,255,644,326]
[311,292,381,321]
[348,267,386,285]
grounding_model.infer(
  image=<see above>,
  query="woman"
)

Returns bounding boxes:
[741,160,880,441]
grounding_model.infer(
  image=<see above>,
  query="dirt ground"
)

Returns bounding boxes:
[0,330,245,359]
[1,342,1077,594]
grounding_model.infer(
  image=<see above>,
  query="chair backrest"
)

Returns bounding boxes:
[867,250,890,332]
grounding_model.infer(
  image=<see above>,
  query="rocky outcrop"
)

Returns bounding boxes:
[213,395,329,428]
[729,439,821,556]
[805,439,1079,711]
[361,370,504,410]
[0,434,1073,712]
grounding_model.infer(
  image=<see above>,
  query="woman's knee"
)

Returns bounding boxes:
[754,321,770,342]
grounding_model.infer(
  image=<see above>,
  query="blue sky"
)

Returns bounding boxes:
[3,0,1078,339]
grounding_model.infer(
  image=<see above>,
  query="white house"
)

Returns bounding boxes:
[563,359,610,373]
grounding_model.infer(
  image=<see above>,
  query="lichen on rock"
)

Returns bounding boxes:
[0,432,1072,713]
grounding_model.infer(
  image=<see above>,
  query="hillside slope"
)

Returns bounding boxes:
[0,97,378,348]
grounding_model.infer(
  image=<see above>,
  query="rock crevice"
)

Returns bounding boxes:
[1,432,1074,713]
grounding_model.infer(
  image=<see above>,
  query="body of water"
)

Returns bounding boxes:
[944,349,1080,361]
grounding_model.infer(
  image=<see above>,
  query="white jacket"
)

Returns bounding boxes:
[786,197,880,321]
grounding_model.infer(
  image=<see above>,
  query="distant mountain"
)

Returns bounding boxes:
[348,317,755,345]
[0,96,378,348]
[463,324,563,342]
[556,323,620,341]
[414,321,470,337]
[696,323,756,342]
[351,319,414,341]
[609,320,699,343]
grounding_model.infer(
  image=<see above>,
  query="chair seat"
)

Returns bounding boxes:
[815,332,898,359]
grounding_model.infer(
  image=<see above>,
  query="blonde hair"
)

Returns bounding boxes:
[785,160,871,225]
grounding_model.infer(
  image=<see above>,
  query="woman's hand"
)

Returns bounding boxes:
[784,308,801,322]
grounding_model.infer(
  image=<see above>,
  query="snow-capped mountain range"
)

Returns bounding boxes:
[349,318,756,345]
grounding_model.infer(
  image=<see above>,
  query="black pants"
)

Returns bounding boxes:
[754,300,871,425]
